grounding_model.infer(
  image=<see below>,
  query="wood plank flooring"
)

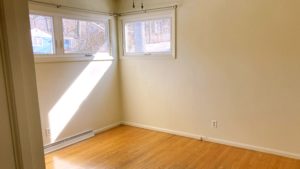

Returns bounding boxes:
[45,125,300,169]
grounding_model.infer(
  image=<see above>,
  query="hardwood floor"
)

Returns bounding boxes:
[45,125,300,169]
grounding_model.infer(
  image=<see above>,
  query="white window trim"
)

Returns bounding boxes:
[29,3,114,63]
[118,9,176,59]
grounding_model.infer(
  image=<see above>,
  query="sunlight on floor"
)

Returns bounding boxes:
[48,58,112,143]
[52,157,85,169]
[49,156,110,169]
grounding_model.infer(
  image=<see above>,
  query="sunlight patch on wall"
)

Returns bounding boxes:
[48,60,112,143]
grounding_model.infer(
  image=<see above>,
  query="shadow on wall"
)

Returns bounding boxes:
[36,54,114,144]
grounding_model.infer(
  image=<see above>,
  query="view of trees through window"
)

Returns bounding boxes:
[63,18,109,54]
[124,18,171,54]
[29,12,173,57]
[29,14,54,54]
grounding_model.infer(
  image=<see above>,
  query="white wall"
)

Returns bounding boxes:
[32,0,300,158]
[118,0,300,156]
[32,0,122,145]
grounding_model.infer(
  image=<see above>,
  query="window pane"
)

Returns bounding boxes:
[124,18,171,54]
[29,14,55,54]
[63,18,110,54]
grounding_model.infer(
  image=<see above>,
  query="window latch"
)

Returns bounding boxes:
[85,54,93,57]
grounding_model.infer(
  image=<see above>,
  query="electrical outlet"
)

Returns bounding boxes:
[211,120,218,128]
[45,128,51,137]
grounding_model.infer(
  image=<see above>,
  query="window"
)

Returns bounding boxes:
[29,9,112,62]
[124,18,171,54]
[62,18,110,54]
[119,10,176,58]
[29,14,55,54]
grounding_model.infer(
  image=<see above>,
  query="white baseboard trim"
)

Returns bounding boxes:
[122,121,201,140]
[94,122,122,134]
[44,122,122,154]
[205,137,300,160]
[122,121,300,160]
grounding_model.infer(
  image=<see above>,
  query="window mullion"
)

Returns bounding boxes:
[108,19,112,57]
[53,15,64,56]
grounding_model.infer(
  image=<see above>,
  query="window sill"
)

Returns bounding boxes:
[120,54,176,60]
[34,54,115,63]
[120,52,176,60]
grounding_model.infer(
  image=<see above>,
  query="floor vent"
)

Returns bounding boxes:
[44,130,95,154]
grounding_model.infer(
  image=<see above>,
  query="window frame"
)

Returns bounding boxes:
[29,4,113,63]
[118,9,176,59]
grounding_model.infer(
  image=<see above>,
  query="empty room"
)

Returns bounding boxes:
[0,0,299,169]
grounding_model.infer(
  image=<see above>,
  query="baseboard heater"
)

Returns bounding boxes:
[44,130,95,154]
